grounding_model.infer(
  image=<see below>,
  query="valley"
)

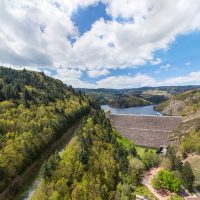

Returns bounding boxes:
[0,67,199,200]
[1,1,200,199]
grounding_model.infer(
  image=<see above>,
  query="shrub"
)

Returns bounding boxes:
[156,170,181,193]
[151,177,161,190]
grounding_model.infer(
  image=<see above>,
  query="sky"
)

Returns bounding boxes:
[0,0,200,89]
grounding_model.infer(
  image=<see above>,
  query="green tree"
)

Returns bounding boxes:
[181,161,194,191]
[155,170,181,193]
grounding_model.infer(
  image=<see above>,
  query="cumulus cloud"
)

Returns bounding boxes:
[87,69,110,77]
[96,74,156,89]
[185,62,191,66]
[160,71,200,86]
[92,71,200,89]
[53,68,82,85]
[151,57,162,65]
[0,0,200,87]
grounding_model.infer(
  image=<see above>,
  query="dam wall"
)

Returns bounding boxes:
[109,114,182,147]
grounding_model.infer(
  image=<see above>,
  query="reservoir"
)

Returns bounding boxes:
[101,105,162,116]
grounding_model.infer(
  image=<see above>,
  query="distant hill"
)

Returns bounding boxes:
[78,85,200,108]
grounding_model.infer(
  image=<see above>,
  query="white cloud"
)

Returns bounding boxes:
[87,69,110,77]
[185,62,191,66]
[1,0,200,70]
[85,71,200,89]
[53,68,82,85]
[160,64,171,70]
[160,71,200,86]
[0,0,200,87]
[96,74,156,89]
[151,57,162,65]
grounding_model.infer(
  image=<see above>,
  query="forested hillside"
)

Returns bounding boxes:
[79,90,151,108]
[31,112,159,199]
[0,67,93,193]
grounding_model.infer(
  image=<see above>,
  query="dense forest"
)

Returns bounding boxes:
[0,67,95,193]
[31,112,160,199]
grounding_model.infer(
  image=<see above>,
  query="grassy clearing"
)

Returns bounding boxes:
[116,131,158,157]
[132,184,158,200]
[135,145,157,157]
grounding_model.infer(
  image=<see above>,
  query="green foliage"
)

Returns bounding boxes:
[135,146,157,157]
[181,161,194,191]
[170,194,184,200]
[141,150,160,169]
[166,146,183,171]
[31,113,143,200]
[109,95,150,108]
[154,170,181,193]
[128,158,145,185]
[40,151,60,179]
[83,90,151,108]
[166,146,195,191]
[160,157,172,170]
[180,130,200,155]
[117,135,137,156]
[0,67,91,192]
[133,185,158,200]
[187,155,200,187]
[151,177,162,190]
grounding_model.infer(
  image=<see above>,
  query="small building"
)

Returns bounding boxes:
[156,146,167,155]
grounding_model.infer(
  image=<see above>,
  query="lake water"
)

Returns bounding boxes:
[101,105,162,116]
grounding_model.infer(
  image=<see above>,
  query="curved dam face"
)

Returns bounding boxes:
[109,114,182,148]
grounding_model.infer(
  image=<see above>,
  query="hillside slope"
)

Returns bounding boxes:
[156,89,200,161]
[0,67,93,193]
[80,90,151,108]
[155,89,200,117]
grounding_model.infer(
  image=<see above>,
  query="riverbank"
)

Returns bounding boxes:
[0,121,81,200]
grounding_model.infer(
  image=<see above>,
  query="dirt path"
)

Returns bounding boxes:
[141,167,171,200]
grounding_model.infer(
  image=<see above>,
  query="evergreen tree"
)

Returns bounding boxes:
[181,161,194,191]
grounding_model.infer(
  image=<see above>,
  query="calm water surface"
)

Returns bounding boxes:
[101,105,162,116]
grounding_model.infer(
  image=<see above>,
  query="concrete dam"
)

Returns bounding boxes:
[109,114,182,148]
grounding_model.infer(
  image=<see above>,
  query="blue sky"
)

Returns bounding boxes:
[72,2,200,87]
[0,0,200,88]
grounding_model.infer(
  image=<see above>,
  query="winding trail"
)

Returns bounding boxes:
[141,167,170,200]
